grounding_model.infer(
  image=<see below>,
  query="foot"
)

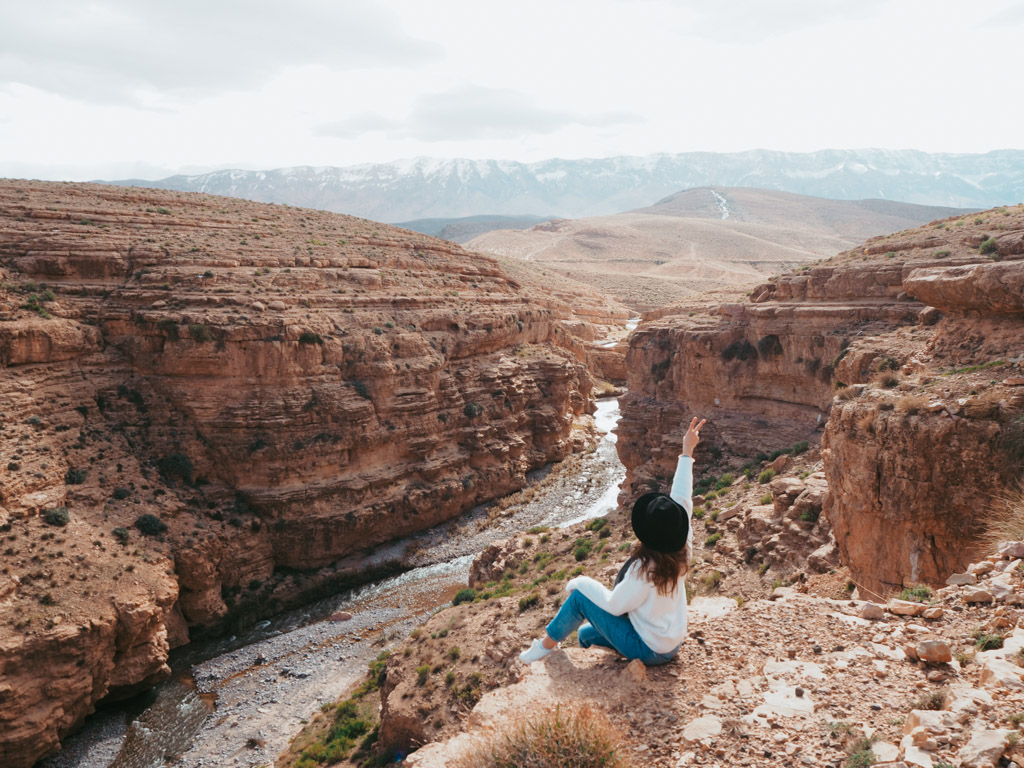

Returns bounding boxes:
[519,638,557,663]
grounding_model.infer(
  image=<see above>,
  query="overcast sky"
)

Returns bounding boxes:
[2,0,1023,181]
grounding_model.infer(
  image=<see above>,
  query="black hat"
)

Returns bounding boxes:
[631,493,689,553]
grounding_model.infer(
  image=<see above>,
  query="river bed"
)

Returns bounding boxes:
[44,398,625,768]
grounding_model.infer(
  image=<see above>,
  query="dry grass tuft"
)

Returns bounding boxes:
[872,371,901,389]
[895,394,932,415]
[452,702,630,768]
[855,412,876,436]
[835,386,859,401]
[979,484,1024,554]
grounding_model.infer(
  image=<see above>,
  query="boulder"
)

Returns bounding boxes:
[957,728,1011,768]
[946,572,977,586]
[681,715,722,746]
[979,658,1024,690]
[889,599,927,617]
[964,588,995,604]
[856,601,886,621]
[914,639,952,664]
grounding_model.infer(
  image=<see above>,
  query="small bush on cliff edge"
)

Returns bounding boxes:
[134,514,168,536]
[43,507,70,526]
[452,703,628,768]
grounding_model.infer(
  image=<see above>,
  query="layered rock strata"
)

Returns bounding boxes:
[823,259,1024,596]
[619,203,1024,596]
[617,264,925,497]
[0,180,591,766]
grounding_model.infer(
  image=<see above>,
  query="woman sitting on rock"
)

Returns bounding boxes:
[519,416,705,666]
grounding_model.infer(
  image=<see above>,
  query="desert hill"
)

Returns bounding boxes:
[638,186,972,240]
[466,187,974,311]
[394,214,550,243]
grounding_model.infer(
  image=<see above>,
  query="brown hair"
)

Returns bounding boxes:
[630,541,689,597]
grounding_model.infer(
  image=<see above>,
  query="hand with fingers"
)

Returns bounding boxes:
[682,416,707,458]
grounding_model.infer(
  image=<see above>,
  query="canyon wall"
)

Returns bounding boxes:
[619,204,1024,597]
[0,180,593,766]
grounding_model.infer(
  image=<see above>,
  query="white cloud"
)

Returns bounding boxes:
[0,0,440,105]
[316,85,642,141]
[670,0,888,43]
[1,0,1022,181]
[980,4,1024,24]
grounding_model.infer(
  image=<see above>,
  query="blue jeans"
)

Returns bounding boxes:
[545,590,679,666]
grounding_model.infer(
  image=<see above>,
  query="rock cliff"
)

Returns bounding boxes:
[618,203,1024,598]
[0,180,593,766]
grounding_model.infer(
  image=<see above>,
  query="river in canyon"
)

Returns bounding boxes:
[44,397,626,768]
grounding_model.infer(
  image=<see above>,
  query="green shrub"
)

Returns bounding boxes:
[463,402,484,418]
[189,324,212,342]
[416,664,430,685]
[112,526,131,544]
[899,584,933,603]
[759,493,773,505]
[519,592,541,612]
[979,237,998,255]
[64,468,87,485]
[112,487,131,500]
[134,514,168,536]
[585,518,607,532]
[700,570,723,591]
[448,646,461,661]
[792,440,809,455]
[43,507,70,526]
[800,508,821,523]
[705,532,722,547]
[758,468,776,484]
[975,632,1005,651]
[298,331,323,345]
[847,742,876,767]
[573,539,593,561]
[452,588,477,606]
[157,453,193,484]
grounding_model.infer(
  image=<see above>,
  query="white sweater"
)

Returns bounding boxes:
[565,455,693,654]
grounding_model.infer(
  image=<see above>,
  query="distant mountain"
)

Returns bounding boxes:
[105,149,1024,223]
[635,187,973,242]
[394,214,550,243]
[466,186,976,312]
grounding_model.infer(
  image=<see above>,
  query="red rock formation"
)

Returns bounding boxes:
[618,203,1024,599]
[617,267,923,497]
[823,251,1024,596]
[0,180,591,766]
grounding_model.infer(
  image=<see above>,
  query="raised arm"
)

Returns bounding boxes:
[670,416,705,553]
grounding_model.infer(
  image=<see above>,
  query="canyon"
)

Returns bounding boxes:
[3,180,1023,768]
[0,180,611,767]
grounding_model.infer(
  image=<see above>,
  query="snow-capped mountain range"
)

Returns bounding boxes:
[106,149,1024,223]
